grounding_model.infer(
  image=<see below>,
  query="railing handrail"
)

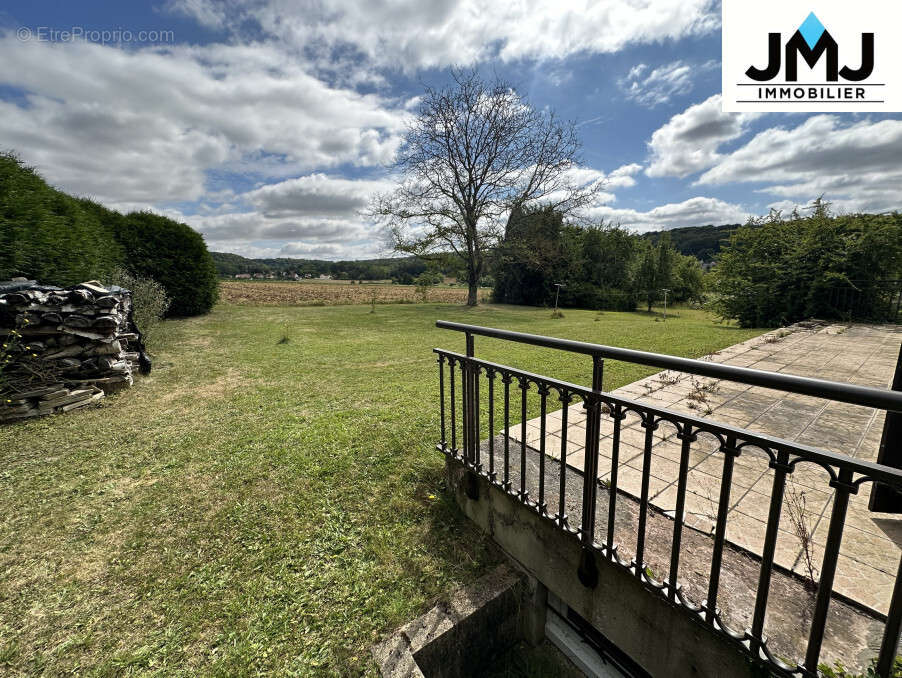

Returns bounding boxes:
[435,320,902,413]
[434,348,902,487]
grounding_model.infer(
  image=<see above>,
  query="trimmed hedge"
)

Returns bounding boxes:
[0,155,123,286]
[0,153,218,317]
[115,212,218,317]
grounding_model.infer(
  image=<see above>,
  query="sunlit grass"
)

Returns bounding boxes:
[0,302,763,675]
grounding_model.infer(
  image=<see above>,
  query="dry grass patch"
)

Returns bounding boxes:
[220,281,490,306]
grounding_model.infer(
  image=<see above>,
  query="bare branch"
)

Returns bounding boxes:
[369,69,599,305]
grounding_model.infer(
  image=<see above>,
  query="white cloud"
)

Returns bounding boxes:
[697,115,902,214]
[206,240,381,261]
[586,196,750,231]
[166,0,721,71]
[619,60,715,108]
[0,35,409,209]
[645,95,760,178]
[152,172,395,256]
[245,173,394,218]
[605,163,643,189]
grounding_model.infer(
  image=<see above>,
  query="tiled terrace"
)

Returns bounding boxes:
[508,321,902,615]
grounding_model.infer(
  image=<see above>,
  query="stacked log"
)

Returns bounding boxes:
[0,279,151,423]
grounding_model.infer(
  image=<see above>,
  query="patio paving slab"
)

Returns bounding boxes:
[508,321,902,615]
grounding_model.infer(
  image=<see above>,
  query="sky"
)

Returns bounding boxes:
[1,0,900,261]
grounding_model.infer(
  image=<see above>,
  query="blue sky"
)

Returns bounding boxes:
[1,0,900,260]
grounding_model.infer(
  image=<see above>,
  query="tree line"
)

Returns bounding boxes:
[712,202,902,327]
[492,206,705,311]
[211,251,458,284]
[0,153,218,317]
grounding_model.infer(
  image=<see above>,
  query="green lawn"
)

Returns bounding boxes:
[0,303,763,676]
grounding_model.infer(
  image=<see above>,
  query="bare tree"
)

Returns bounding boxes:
[372,70,598,306]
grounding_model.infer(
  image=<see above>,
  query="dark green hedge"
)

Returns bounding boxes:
[711,210,902,327]
[0,155,123,286]
[0,153,218,317]
[114,212,218,317]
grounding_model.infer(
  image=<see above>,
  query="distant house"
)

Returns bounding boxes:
[235,273,251,279]
[253,273,265,279]
[318,274,332,280]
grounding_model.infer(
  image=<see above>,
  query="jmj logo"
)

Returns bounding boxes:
[722,1,900,112]
[746,12,873,82]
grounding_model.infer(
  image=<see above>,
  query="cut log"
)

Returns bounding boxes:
[1,280,145,423]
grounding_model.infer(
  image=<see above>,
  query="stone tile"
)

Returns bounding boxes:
[515,321,902,615]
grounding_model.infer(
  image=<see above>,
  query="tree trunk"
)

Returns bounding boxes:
[466,248,479,306]
[467,280,478,306]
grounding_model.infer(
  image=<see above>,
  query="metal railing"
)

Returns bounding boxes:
[827,280,902,322]
[433,320,902,678]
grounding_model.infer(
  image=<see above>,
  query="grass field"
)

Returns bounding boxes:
[220,280,491,306]
[0,302,764,676]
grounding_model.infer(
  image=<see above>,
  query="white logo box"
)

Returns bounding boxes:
[722,0,902,112]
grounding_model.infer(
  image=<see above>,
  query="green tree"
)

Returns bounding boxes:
[672,255,706,303]
[493,206,571,306]
[711,205,902,327]
[580,223,637,289]
[635,233,677,312]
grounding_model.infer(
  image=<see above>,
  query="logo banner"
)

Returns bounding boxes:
[722,0,901,112]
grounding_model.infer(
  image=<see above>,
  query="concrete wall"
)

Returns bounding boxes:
[446,460,769,678]
[372,565,535,678]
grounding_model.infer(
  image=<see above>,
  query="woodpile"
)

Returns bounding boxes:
[0,278,151,423]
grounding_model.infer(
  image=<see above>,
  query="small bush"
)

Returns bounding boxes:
[819,657,902,677]
[105,269,170,349]
[115,212,219,317]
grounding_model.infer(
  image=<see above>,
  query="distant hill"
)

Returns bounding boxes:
[214,222,751,281]
[212,251,437,283]
[641,223,746,262]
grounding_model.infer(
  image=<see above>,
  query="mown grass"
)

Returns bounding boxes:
[0,303,764,676]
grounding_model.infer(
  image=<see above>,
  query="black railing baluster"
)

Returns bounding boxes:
[635,414,657,578]
[503,373,511,490]
[804,468,855,672]
[474,364,481,468]
[449,357,457,456]
[438,354,446,452]
[580,356,604,543]
[431,319,902,678]
[488,369,495,480]
[558,391,571,525]
[461,364,468,461]
[538,383,549,513]
[463,334,474,464]
[705,434,740,625]
[877,554,902,677]
[668,423,695,601]
[519,376,530,502]
[750,449,790,652]
[606,403,623,557]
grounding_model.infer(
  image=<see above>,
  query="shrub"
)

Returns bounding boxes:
[105,269,170,349]
[559,283,637,311]
[819,657,902,677]
[115,212,219,317]
[711,205,902,327]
